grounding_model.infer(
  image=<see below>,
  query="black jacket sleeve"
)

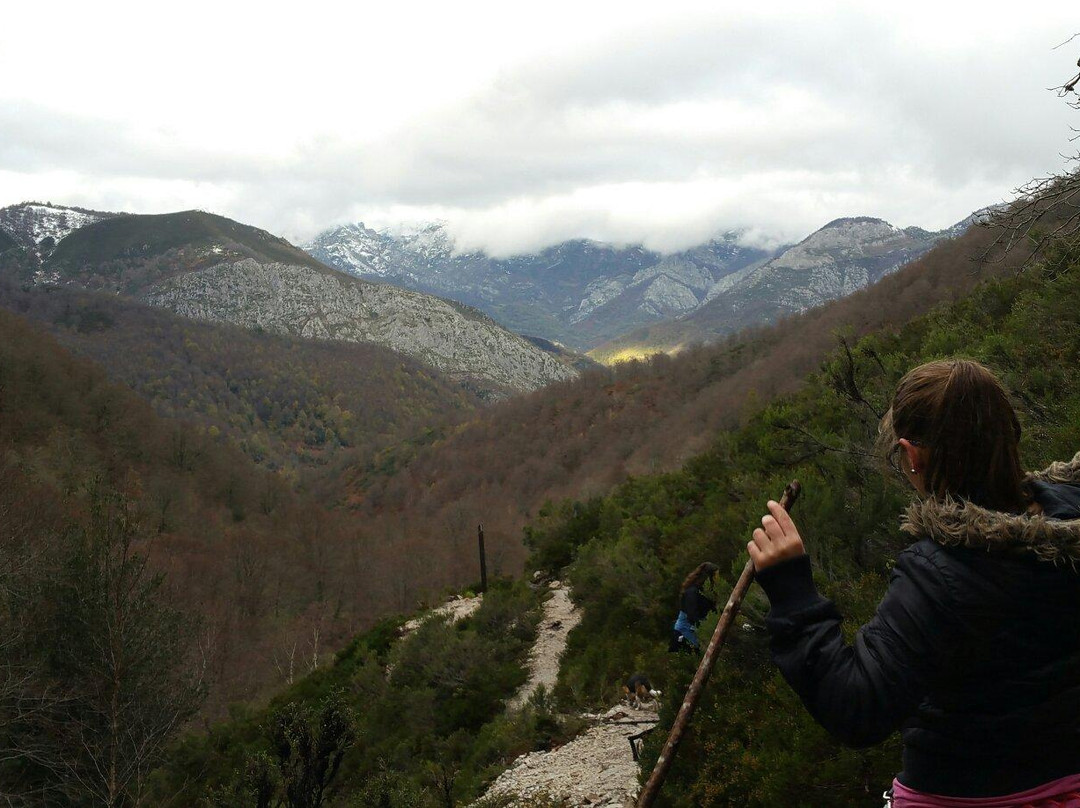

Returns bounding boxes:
[757,546,962,748]
[681,586,717,624]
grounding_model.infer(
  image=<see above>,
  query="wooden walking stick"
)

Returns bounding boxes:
[636,480,802,808]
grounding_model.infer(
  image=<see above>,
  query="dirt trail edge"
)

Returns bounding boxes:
[400,593,483,636]
[482,582,659,808]
[509,581,581,709]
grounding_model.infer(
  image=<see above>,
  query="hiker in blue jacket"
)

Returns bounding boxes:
[749,359,1080,806]
[669,561,719,653]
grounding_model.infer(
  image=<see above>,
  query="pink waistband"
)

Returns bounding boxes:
[892,774,1080,807]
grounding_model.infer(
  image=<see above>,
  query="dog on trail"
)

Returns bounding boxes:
[622,673,661,709]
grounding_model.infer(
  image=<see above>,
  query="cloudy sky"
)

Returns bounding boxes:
[2,1,1077,255]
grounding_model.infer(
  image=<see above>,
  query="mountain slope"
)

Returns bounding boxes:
[0,279,480,475]
[48,209,328,283]
[0,307,381,716]
[0,227,17,253]
[16,209,577,393]
[590,216,957,362]
[144,259,578,392]
[305,224,771,350]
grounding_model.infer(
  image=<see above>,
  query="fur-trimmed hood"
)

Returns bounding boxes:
[901,451,1080,565]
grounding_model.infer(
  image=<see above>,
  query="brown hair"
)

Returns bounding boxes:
[681,562,719,594]
[878,359,1027,512]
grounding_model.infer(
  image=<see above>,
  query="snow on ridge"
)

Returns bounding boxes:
[0,203,111,247]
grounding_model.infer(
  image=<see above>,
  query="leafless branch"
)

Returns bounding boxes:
[1053,33,1080,50]
[979,167,1080,264]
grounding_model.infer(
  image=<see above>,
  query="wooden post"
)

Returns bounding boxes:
[477,523,488,594]
[636,481,801,808]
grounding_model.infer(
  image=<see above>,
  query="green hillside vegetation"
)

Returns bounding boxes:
[149,580,585,807]
[1,280,480,477]
[523,240,1080,805]
[45,210,330,291]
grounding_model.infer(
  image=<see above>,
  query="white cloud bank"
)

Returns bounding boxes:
[1,0,1077,255]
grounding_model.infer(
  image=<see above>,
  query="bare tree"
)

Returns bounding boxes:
[982,40,1080,262]
[1,491,206,806]
[1053,34,1080,106]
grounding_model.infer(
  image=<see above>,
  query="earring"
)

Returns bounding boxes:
[911,468,917,474]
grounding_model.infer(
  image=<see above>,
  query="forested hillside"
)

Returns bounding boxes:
[0,280,480,477]
[337,218,1037,582]
[0,308,486,735]
[0,227,17,253]
[535,239,1080,805]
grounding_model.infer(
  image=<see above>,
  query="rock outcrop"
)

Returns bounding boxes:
[145,259,578,392]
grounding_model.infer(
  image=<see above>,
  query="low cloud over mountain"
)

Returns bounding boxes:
[0,4,1072,255]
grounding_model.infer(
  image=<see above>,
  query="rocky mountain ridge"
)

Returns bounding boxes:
[589,215,973,363]
[145,259,579,392]
[305,224,773,350]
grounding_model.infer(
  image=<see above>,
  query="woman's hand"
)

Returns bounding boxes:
[748,500,806,571]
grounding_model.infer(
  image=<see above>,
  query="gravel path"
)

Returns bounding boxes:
[509,582,581,709]
[478,582,660,807]
[481,705,659,807]
[400,594,483,636]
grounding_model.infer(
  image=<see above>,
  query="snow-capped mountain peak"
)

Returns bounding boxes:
[304,222,394,276]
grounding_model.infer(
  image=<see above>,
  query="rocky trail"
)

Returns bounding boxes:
[400,593,483,636]
[509,582,582,709]
[481,703,659,807]
[481,582,660,808]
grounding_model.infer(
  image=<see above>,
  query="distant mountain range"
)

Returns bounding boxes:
[0,201,982,388]
[304,224,773,351]
[304,214,974,355]
[0,203,578,394]
[589,215,978,362]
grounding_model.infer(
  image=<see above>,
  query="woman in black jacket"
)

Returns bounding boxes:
[669,561,719,652]
[749,359,1080,806]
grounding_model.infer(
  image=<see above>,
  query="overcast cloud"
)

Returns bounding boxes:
[1,1,1077,255]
